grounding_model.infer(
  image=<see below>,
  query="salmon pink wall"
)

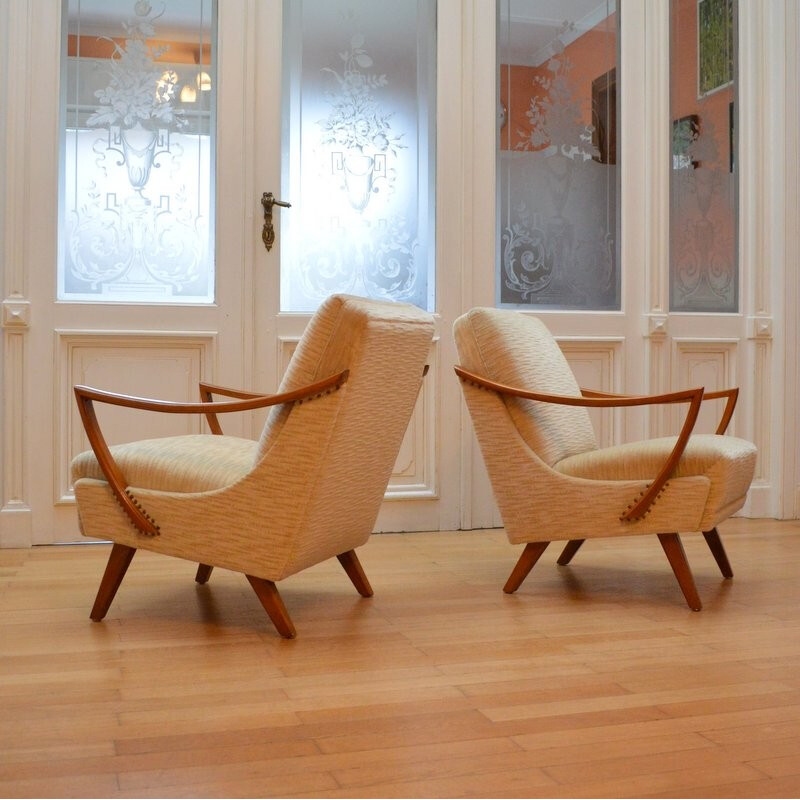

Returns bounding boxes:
[671,0,733,172]
[500,14,617,151]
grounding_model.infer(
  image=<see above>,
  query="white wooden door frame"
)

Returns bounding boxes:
[250,0,466,534]
[462,0,793,526]
[0,0,260,545]
[0,0,470,547]
[1,0,797,548]
[783,0,800,519]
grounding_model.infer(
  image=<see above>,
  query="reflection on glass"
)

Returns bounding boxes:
[497,0,619,310]
[59,0,215,303]
[670,0,738,312]
[281,0,436,312]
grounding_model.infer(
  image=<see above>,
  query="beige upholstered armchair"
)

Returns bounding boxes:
[72,295,434,637]
[454,307,757,611]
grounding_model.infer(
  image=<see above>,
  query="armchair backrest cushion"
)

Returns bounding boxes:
[454,307,597,466]
[255,295,434,574]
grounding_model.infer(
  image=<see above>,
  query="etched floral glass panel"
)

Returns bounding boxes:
[281,0,436,312]
[497,0,619,310]
[670,0,738,312]
[59,0,215,303]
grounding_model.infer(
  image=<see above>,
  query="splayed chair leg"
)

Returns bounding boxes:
[503,541,550,594]
[90,543,136,621]
[557,539,585,566]
[657,533,702,611]
[702,527,733,578]
[245,575,296,639]
[337,550,373,597]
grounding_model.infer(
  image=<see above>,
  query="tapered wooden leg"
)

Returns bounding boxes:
[702,527,733,578]
[503,542,550,594]
[195,564,213,584]
[245,575,296,639]
[657,533,702,611]
[557,539,585,566]
[90,543,136,621]
[337,550,373,597]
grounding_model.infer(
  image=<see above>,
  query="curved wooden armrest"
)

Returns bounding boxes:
[456,366,700,409]
[199,381,272,401]
[198,382,276,435]
[73,370,349,536]
[582,386,739,435]
[455,365,703,522]
[701,387,739,434]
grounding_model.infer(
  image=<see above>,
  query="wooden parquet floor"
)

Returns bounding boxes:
[1,518,800,798]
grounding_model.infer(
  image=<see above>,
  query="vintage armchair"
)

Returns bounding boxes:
[71,294,434,637]
[454,307,757,611]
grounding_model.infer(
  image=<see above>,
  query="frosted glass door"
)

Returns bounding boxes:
[497,0,619,310]
[280,0,436,312]
[59,0,215,302]
[669,0,738,312]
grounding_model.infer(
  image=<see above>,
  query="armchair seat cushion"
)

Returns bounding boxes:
[554,433,757,512]
[71,435,257,494]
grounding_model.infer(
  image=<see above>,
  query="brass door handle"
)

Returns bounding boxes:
[261,192,291,252]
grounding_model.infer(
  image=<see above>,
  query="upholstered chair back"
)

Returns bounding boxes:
[255,294,434,574]
[454,307,597,466]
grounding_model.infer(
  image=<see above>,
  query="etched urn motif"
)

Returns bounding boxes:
[120,124,158,189]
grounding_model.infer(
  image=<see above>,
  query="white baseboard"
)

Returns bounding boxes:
[0,505,32,547]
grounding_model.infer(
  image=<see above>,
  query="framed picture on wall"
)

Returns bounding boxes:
[591,68,616,165]
[697,0,734,98]
[672,114,699,170]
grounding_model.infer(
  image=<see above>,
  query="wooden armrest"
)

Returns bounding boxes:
[73,370,349,536]
[582,386,739,435]
[456,367,700,409]
[455,365,703,522]
[199,381,272,401]
[701,388,739,434]
[198,382,276,435]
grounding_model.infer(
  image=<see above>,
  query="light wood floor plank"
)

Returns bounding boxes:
[1,520,799,798]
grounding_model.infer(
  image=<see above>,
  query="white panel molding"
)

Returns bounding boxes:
[646,313,668,338]
[643,0,670,315]
[1,3,30,301]
[277,336,299,379]
[671,337,739,435]
[750,338,771,485]
[2,300,31,329]
[557,337,624,448]
[644,314,671,438]
[786,0,800,518]
[55,331,216,504]
[1,330,32,546]
[646,335,671,439]
[739,0,784,517]
[385,338,439,501]
[747,315,773,340]
[461,0,496,529]
[0,2,34,546]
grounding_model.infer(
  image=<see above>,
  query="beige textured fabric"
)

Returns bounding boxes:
[71,435,256,493]
[554,434,757,525]
[457,378,712,542]
[72,294,435,582]
[256,293,431,465]
[454,307,597,466]
[453,307,757,542]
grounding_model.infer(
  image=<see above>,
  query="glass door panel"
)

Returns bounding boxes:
[669,0,738,312]
[280,0,436,312]
[497,0,619,310]
[60,0,216,302]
